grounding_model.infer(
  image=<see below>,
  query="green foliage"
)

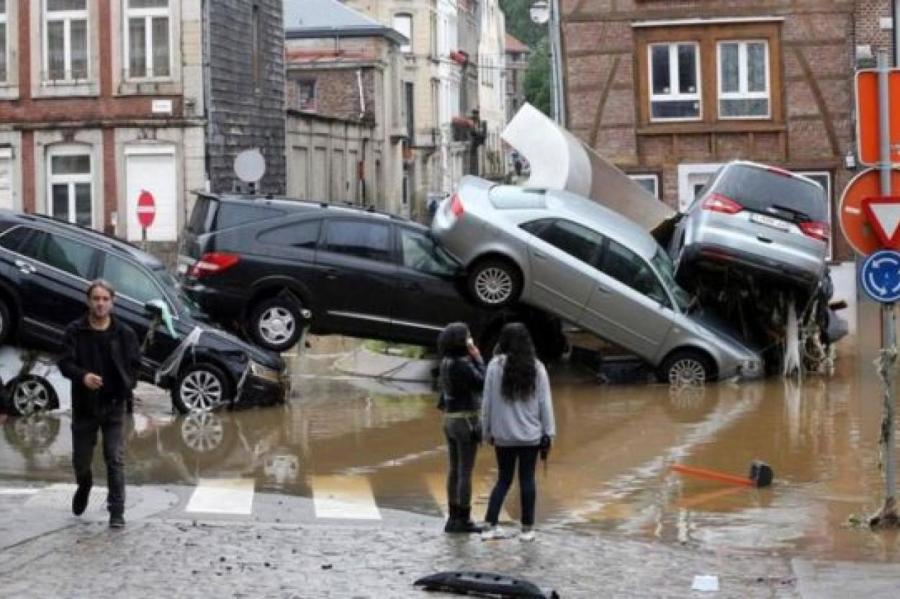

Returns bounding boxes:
[499,0,545,48]
[523,36,552,117]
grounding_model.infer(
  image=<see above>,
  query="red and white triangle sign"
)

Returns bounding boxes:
[862,196,900,250]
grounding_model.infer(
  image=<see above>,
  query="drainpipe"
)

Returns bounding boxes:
[357,69,366,118]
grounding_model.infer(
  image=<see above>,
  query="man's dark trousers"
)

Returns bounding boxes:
[72,402,126,514]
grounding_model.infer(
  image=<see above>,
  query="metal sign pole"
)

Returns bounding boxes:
[877,51,898,522]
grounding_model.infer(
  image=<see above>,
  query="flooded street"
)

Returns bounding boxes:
[3,338,900,565]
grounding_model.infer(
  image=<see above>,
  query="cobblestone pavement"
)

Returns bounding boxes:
[0,483,797,599]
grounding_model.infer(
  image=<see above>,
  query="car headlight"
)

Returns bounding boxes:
[249,361,282,383]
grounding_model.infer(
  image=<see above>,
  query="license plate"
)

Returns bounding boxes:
[750,213,791,232]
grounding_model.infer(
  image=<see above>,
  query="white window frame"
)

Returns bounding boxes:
[0,1,7,84]
[716,39,770,120]
[795,170,833,260]
[677,162,722,212]
[47,145,93,228]
[648,41,701,122]
[393,13,412,54]
[124,0,171,80]
[43,0,89,82]
[628,173,660,199]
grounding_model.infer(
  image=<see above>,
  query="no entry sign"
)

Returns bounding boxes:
[137,190,156,229]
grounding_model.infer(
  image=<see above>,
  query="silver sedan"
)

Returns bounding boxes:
[432,176,762,383]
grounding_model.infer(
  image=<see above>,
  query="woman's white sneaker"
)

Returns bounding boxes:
[519,527,536,542]
[480,525,508,540]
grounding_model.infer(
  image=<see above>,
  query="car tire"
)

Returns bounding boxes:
[172,363,231,414]
[467,258,522,308]
[249,297,303,352]
[0,297,12,345]
[7,375,57,416]
[660,349,715,386]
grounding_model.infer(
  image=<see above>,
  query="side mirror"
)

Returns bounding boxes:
[144,299,177,337]
[144,302,163,318]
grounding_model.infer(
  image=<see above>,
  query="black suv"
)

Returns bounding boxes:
[0,210,286,413]
[179,193,564,357]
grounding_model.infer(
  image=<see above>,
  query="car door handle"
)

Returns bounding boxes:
[324,268,340,280]
[595,283,611,294]
[15,260,35,274]
[757,236,773,244]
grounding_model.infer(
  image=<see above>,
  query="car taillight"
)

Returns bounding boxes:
[189,252,240,278]
[799,221,829,242]
[701,193,743,214]
[449,193,464,217]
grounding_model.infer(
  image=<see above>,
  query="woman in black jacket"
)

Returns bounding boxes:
[437,322,485,533]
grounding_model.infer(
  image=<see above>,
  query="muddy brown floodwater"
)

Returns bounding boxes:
[3,338,900,563]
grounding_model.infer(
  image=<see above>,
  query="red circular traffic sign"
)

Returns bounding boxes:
[839,168,900,256]
[137,190,156,229]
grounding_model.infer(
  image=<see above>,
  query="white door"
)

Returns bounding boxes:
[0,149,12,210]
[125,149,177,242]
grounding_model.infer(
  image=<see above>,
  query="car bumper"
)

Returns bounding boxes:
[682,242,822,288]
[237,372,289,407]
[181,281,246,322]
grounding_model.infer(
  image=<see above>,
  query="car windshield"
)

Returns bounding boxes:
[651,249,692,312]
[152,267,201,315]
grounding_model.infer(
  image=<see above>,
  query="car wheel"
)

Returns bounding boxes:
[249,297,303,352]
[468,259,522,307]
[7,375,57,416]
[660,350,714,386]
[0,297,12,345]
[172,363,231,414]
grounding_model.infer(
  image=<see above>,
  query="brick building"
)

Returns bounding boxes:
[560,0,898,266]
[0,0,205,253]
[505,33,530,122]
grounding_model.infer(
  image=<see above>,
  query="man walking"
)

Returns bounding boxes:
[59,280,141,528]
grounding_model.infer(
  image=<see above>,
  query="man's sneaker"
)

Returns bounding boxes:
[109,513,125,529]
[519,527,536,542]
[72,483,91,516]
[480,525,508,540]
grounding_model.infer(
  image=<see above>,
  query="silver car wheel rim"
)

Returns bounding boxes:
[13,379,52,415]
[475,267,513,304]
[259,307,295,345]
[669,359,706,386]
[181,411,224,452]
[180,371,224,412]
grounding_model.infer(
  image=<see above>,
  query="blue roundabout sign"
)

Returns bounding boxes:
[860,249,900,303]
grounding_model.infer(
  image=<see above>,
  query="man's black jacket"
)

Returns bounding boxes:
[59,315,141,415]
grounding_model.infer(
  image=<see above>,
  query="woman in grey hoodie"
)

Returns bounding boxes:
[481,323,555,541]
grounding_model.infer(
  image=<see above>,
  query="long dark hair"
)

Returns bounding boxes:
[437,322,469,358]
[497,322,536,402]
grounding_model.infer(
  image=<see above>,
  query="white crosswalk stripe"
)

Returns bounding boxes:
[311,475,381,520]
[185,478,255,515]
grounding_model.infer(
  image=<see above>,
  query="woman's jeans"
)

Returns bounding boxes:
[485,445,540,527]
[443,415,479,508]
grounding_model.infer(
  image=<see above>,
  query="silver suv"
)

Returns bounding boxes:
[669,161,828,290]
[432,176,762,383]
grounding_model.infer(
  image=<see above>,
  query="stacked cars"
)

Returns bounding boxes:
[431,176,763,384]
[177,192,567,361]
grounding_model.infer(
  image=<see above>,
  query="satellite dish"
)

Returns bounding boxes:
[234,148,266,184]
